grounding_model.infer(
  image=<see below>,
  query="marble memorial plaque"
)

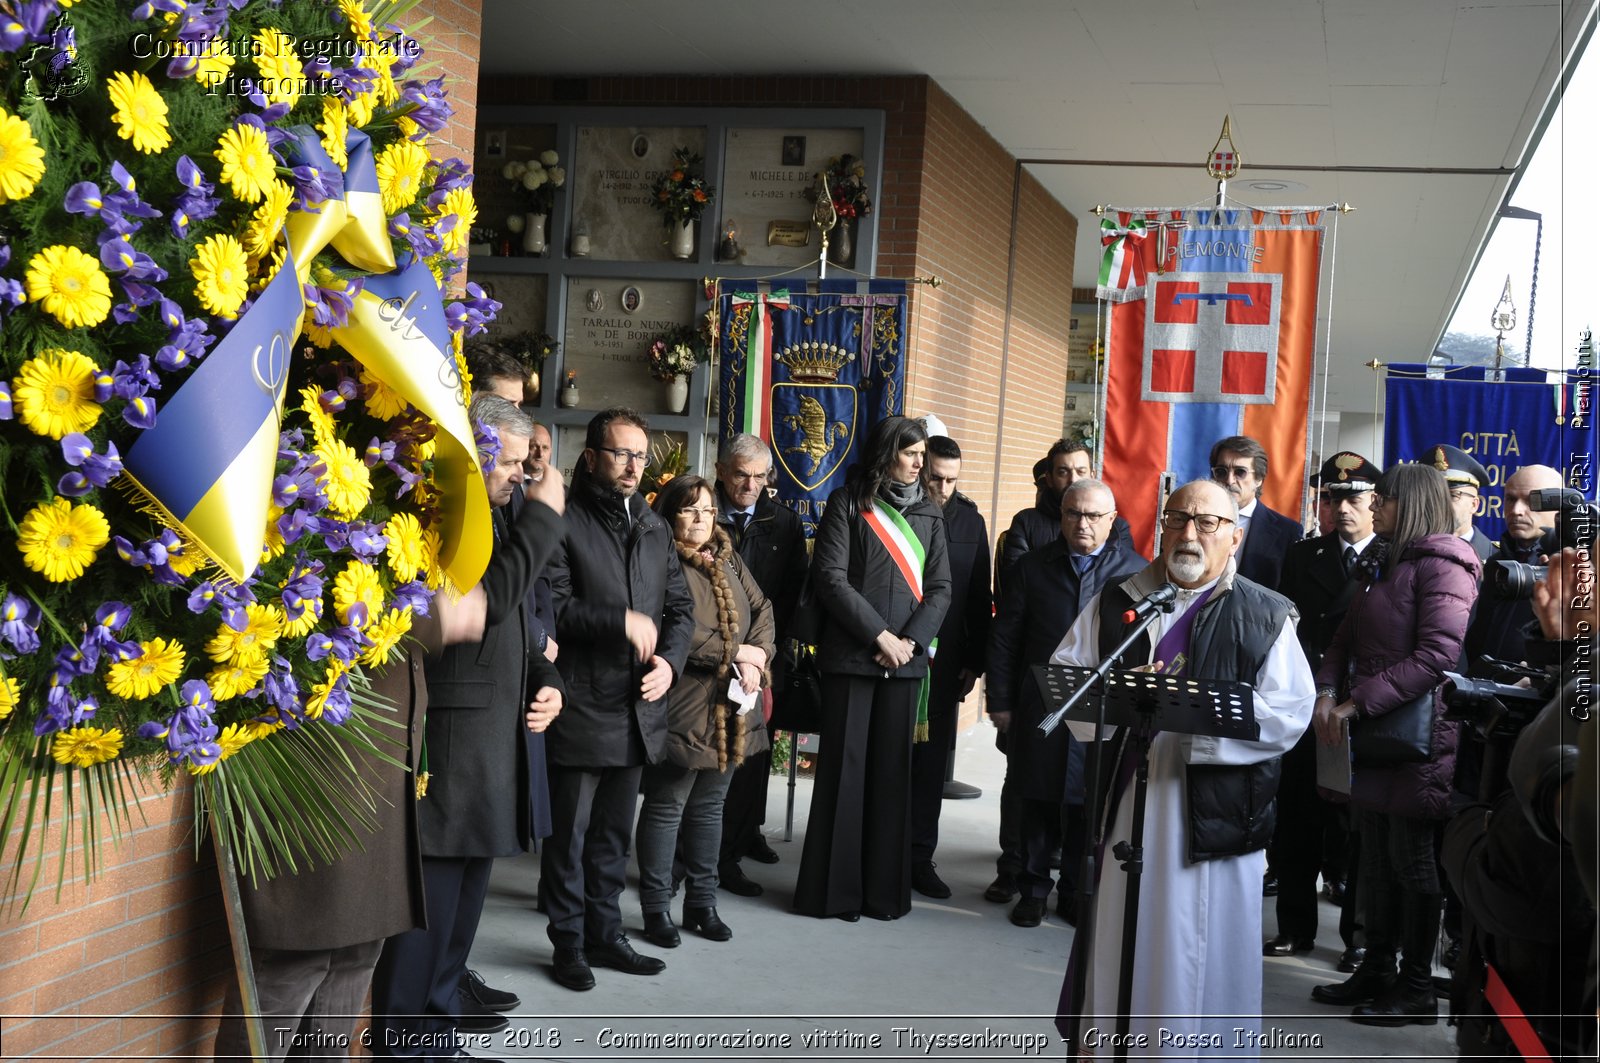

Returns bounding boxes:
[474,124,558,252]
[720,127,865,269]
[562,277,697,413]
[572,126,709,262]
[472,274,548,338]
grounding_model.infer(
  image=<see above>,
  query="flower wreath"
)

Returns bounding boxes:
[0,0,504,905]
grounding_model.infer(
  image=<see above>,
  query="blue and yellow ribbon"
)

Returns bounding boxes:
[124,128,489,589]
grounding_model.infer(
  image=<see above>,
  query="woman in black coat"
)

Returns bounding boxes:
[793,416,952,921]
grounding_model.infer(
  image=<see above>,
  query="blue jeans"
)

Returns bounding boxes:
[636,763,734,911]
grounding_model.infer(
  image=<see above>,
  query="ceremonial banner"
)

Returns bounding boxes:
[1384,364,1597,543]
[718,279,909,536]
[1100,209,1325,554]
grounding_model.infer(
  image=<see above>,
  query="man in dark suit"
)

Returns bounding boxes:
[987,478,1144,926]
[1267,451,1381,972]
[1463,463,1563,674]
[370,395,567,1060]
[543,407,694,991]
[1000,440,1133,587]
[1210,434,1301,590]
[907,435,991,899]
[712,433,808,896]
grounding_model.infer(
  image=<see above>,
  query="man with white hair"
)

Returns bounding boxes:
[1051,479,1315,1056]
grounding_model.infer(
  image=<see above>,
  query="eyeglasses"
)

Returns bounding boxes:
[597,446,648,466]
[1372,493,1396,507]
[679,506,717,520]
[1448,488,1478,502]
[1210,464,1255,481]
[1160,511,1236,534]
[1062,509,1108,524]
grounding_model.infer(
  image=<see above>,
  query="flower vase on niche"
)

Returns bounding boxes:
[828,219,853,266]
[665,375,689,414]
[523,212,547,255]
[668,220,695,260]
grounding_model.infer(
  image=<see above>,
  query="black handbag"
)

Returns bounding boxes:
[1350,688,1436,766]
[768,642,823,734]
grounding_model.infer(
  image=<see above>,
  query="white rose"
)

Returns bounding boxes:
[548,166,566,187]
[540,150,560,167]
[506,214,525,233]
[522,169,547,190]
[501,163,518,181]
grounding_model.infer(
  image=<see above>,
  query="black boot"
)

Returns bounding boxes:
[683,904,733,941]
[1310,958,1397,1006]
[1352,892,1440,1027]
[642,910,680,949]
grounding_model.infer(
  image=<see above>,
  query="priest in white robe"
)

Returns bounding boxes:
[1051,480,1314,1058]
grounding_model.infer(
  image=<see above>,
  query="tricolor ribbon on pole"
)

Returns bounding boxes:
[123,128,491,589]
[863,499,938,742]
[731,288,790,440]
[1096,216,1148,301]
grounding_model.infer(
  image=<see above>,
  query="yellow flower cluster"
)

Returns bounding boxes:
[17,497,109,582]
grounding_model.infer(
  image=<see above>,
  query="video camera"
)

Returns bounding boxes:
[1442,658,1554,742]
[1487,487,1598,600]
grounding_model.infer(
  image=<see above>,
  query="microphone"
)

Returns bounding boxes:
[1122,582,1178,625]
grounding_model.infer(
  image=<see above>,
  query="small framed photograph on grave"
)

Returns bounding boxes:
[781,135,807,167]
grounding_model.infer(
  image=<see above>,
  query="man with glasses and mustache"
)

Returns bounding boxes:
[542,407,695,991]
[1423,444,1495,564]
[1209,435,1302,591]
[1050,479,1315,1055]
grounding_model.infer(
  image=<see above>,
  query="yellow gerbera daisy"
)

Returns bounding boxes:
[165,535,205,578]
[252,28,304,106]
[434,187,477,256]
[17,497,109,583]
[204,603,282,666]
[214,123,276,203]
[375,139,429,213]
[193,37,234,90]
[216,722,254,760]
[347,88,376,130]
[300,385,338,449]
[361,607,413,667]
[0,107,47,202]
[317,441,373,519]
[243,719,284,741]
[25,245,113,329]
[191,233,249,318]
[331,560,383,628]
[207,657,269,701]
[105,638,185,701]
[384,512,426,583]
[338,0,375,39]
[51,726,124,768]
[281,596,324,638]
[360,366,408,419]
[106,70,171,155]
[304,661,349,719]
[0,673,19,721]
[319,96,349,170]
[243,179,293,259]
[421,527,446,590]
[395,115,420,142]
[13,347,102,439]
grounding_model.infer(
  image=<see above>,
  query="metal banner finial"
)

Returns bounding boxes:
[1206,116,1241,180]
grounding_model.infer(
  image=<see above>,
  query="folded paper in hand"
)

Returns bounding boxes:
[728,677,760,716]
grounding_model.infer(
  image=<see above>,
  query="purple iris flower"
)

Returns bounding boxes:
[303,280,361,330]
[171,156,220,238]
[427,158,473,204]
[0,379,10,419]
[1,593,42,654]
[1,3,55,55]
[100,238,168,282]
[400,78,453,135]
[287,164,333,209]
[474,421,501,467]
[317,675,353,725]
[363,437,396,468]
[111,355,158,399]
[346,522,387,561]
[123,395,158,430]
[187,581,220,614]
[392,581,432,616]
[261,660,302,718]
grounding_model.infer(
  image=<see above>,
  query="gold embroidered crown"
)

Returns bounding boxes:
[778,342,854,384]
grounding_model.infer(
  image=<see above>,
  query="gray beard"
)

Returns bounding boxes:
[1167,550,1206,584]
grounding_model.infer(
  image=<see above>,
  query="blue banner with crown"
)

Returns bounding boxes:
[718,279,909,536]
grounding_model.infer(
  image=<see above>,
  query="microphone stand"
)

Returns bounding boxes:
[1039,596,1175,1061]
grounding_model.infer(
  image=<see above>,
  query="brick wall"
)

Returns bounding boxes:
[0,3,488,1058]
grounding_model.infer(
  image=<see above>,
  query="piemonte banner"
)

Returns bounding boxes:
[1383,364,1597,543]
[717,279,909,535]
[1098,209,1325,555]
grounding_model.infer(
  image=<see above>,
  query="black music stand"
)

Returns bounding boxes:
[1034,664,1259,1062]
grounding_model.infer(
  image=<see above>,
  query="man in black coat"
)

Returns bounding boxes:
[713,433,808,896]
[370,395,567,1060]
[1267,451,1381,970]
[1210,434,1301,591]
[1463,463,1563,674]
[999,440,1132,587]
[908,435,992,899]
[987,478,1144,926]
[543,407,694,991]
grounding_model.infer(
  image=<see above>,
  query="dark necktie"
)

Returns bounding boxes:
[732,512,749,545]
[1072,553,1093,577]
[1342,545,1356,576]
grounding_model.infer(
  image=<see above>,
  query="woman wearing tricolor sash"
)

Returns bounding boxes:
[794,416,952,921]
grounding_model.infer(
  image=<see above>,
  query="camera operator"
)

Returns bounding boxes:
[1462,465,1564,675]
[1441,544,1598,1060]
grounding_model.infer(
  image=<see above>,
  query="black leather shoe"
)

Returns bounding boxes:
[835,911,861,922]
[1010,896,1046,927]
[550,947,594,992]
[983,873,1018,904]
[1311,967,1395,1006]
[1322,879,1348,905]
[684,905,733,941]
[911,861,952,899]
[1351,980,1439,1026]
[588,935,666,975]
[1264,934,1315,956]
[719,862,764,897]
[1262,872,1279,897]
[1336,947,1366,973]
[642,911,680,949]
[455,989,510,1033]
[746,836,780,864]
[460,968,519,1011]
